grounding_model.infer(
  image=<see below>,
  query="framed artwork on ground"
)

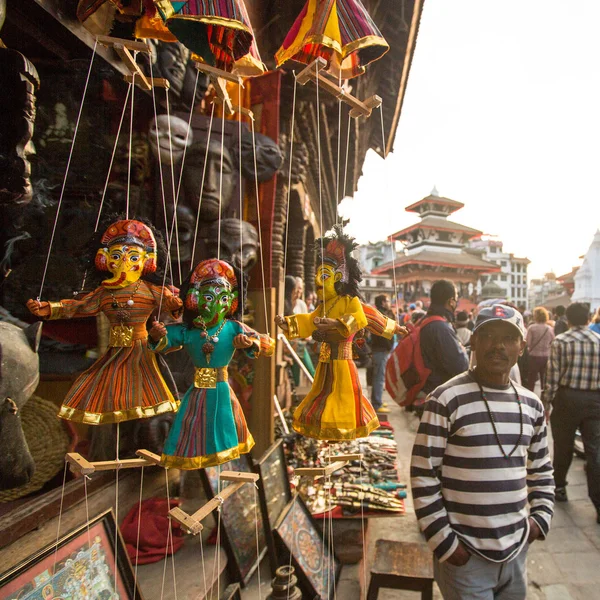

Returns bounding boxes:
[273,495,342,600]
[253,439,293,576]
[201,456,267,586]
[0,509,144,599]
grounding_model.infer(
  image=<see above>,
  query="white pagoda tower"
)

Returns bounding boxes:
[572,229,600,311]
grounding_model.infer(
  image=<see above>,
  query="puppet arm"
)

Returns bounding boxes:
[27,287,104,320]
[147,283,183,318]
[362,303,397,340]
[283,306,321,341]
[148,322,186,353]
[234,321,276,358]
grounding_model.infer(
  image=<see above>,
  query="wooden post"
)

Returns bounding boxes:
[248,288,276,458]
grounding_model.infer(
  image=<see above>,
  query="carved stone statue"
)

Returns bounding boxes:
[206,218,259,273]
[181,138,235,221]
[148,39,209,111]
[233,130,283,182]
[0,321,41,490]
[149,114,193,165]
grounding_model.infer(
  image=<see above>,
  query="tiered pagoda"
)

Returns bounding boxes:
[372,189,500,306]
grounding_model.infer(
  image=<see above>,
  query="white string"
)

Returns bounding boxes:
[286,488,299,600]
[315,62,326,318]
[95,83,132,231]
[149,51,176,311]
[126,61,137,219]
[253,483,263,599]
[218,108,226,260]
[51,462,68,576]
[335,71,343,224]
[165,89,183,285]
[283,72,297,280]
[167,470,179,600]
[359,461,367,600]
[83,475,92,551]
[199,530,208,598]
[238,85,244,315]
[133,466,145,598]
[160,470,170,600]
[342,113,352,201]
[250,118,271,334]
[329,465,336,600]
[190,102,216,269]
[378,104,400,321]
[38,40,98,299]
[114,422,121,598]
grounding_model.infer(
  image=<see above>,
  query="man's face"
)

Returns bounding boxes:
[382,297,390,310]
[471,321,525,376]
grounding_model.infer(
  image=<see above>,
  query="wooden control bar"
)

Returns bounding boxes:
[295,453,363,479]
[65,449,162,475]
[168,471,259,535]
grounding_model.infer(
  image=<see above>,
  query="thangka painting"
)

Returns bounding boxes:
[0,509,142,600]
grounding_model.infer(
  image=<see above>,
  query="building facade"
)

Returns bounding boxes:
[572,229,600,311]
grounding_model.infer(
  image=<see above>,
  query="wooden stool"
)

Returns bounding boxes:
[367,540,434,600]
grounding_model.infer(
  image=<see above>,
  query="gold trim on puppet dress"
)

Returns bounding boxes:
[57,398,180,425]
[292,417,379,441]
[284,314,300,339]
[160,435,255,470]
[47,301,65,320]
[382,316,397,339]
[194,366,229,389]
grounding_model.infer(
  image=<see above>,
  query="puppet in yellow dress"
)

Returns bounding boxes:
[276,225,403,440]
[26,219,182,424]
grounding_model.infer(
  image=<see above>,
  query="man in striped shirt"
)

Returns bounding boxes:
[411,304,554,599]
[544,302,600,520]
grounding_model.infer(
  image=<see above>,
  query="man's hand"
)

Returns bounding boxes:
[275,315,288,331]
[26,299,50,318]
[233,334,253,349]
[149,320,167,342]
[445,541,471,566]
[528,518,543,544]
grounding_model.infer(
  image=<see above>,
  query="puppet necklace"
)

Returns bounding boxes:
[108,280,142,323]
[196,317,228,365]
[475,377,523,459]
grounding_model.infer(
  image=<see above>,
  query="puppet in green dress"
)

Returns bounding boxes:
[149,259,274,469]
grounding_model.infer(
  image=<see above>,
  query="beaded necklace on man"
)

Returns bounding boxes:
[473,371,523,459]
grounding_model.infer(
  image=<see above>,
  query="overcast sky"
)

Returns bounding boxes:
[339,0,600,279]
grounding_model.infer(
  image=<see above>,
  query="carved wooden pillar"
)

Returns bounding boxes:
[303,225,315,294]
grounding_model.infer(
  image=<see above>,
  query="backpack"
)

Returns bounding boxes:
[385,315,445,406]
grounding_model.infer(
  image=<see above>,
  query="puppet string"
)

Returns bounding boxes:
[315,62,325,318]
[359,460,367,600]
[286,487,299,600]
[282,72,297,280]
[342,113,352,200]
[83,475,92,551]
[199,528,209,599]
[189,101,216,269]
[329,462,336,600]
[167,470,179,600]
[114,421,121,598]
[126,58,137,220]
[379,104,400,321]
[133,466,145,599]
[250,117,271,334]
[165,88,183,285]
[336,71,343,224]
[238,84,244,314]
[217,107,226,261]
[253,483,263,599]
[148,50,176,297]
[51,462,68,576]
[38,39,97,300]
[321,444,331,596]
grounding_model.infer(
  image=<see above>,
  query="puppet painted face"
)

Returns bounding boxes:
[189,281,237,328]
[315,263,341,302]
[99,244,152,288]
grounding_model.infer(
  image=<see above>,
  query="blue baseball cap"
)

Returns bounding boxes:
[473,304,526,338]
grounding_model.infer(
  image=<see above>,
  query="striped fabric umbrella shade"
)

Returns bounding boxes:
[275,0,389,79]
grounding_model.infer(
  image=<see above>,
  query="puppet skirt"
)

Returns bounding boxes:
[161,382,254,469]
[57,340,178,425]
[293,359,379,440]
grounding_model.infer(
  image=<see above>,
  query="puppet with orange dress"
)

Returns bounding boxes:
[26,218,182,425]
[275,225,405,441]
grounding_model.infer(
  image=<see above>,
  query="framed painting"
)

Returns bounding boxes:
[253,439,293,576]
[201,456,267,586]
[273,496,342,600]
[0,509,143,599]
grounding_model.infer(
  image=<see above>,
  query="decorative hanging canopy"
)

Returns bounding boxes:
[275,0,389,79]
[153,0,265,76]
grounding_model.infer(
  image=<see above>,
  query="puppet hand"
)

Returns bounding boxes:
[149,320,167,342]
[233,334,253,349]
[395,324,409,337]
[26,299,51,318]
[313,317,339,331]
[275,315,288,331]
[169,296,183,310]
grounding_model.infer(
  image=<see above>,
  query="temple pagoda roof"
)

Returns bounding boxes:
[391,216,482,240]
[372,249,501,275]
[405,194,465,214]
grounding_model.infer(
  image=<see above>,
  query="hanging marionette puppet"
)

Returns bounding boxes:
[26,218,182,424]
[149,259,274,469]
[275,225,405,441]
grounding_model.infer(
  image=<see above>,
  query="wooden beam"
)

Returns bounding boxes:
[124,75,171,89]
[96,35,150,53]
[194,60,243,84]
[325,453,362,462]
[296,57,381,118]
[219,471,259,484]
[96,35,152,90]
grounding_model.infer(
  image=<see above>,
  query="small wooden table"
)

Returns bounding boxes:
[367,540,434,600]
